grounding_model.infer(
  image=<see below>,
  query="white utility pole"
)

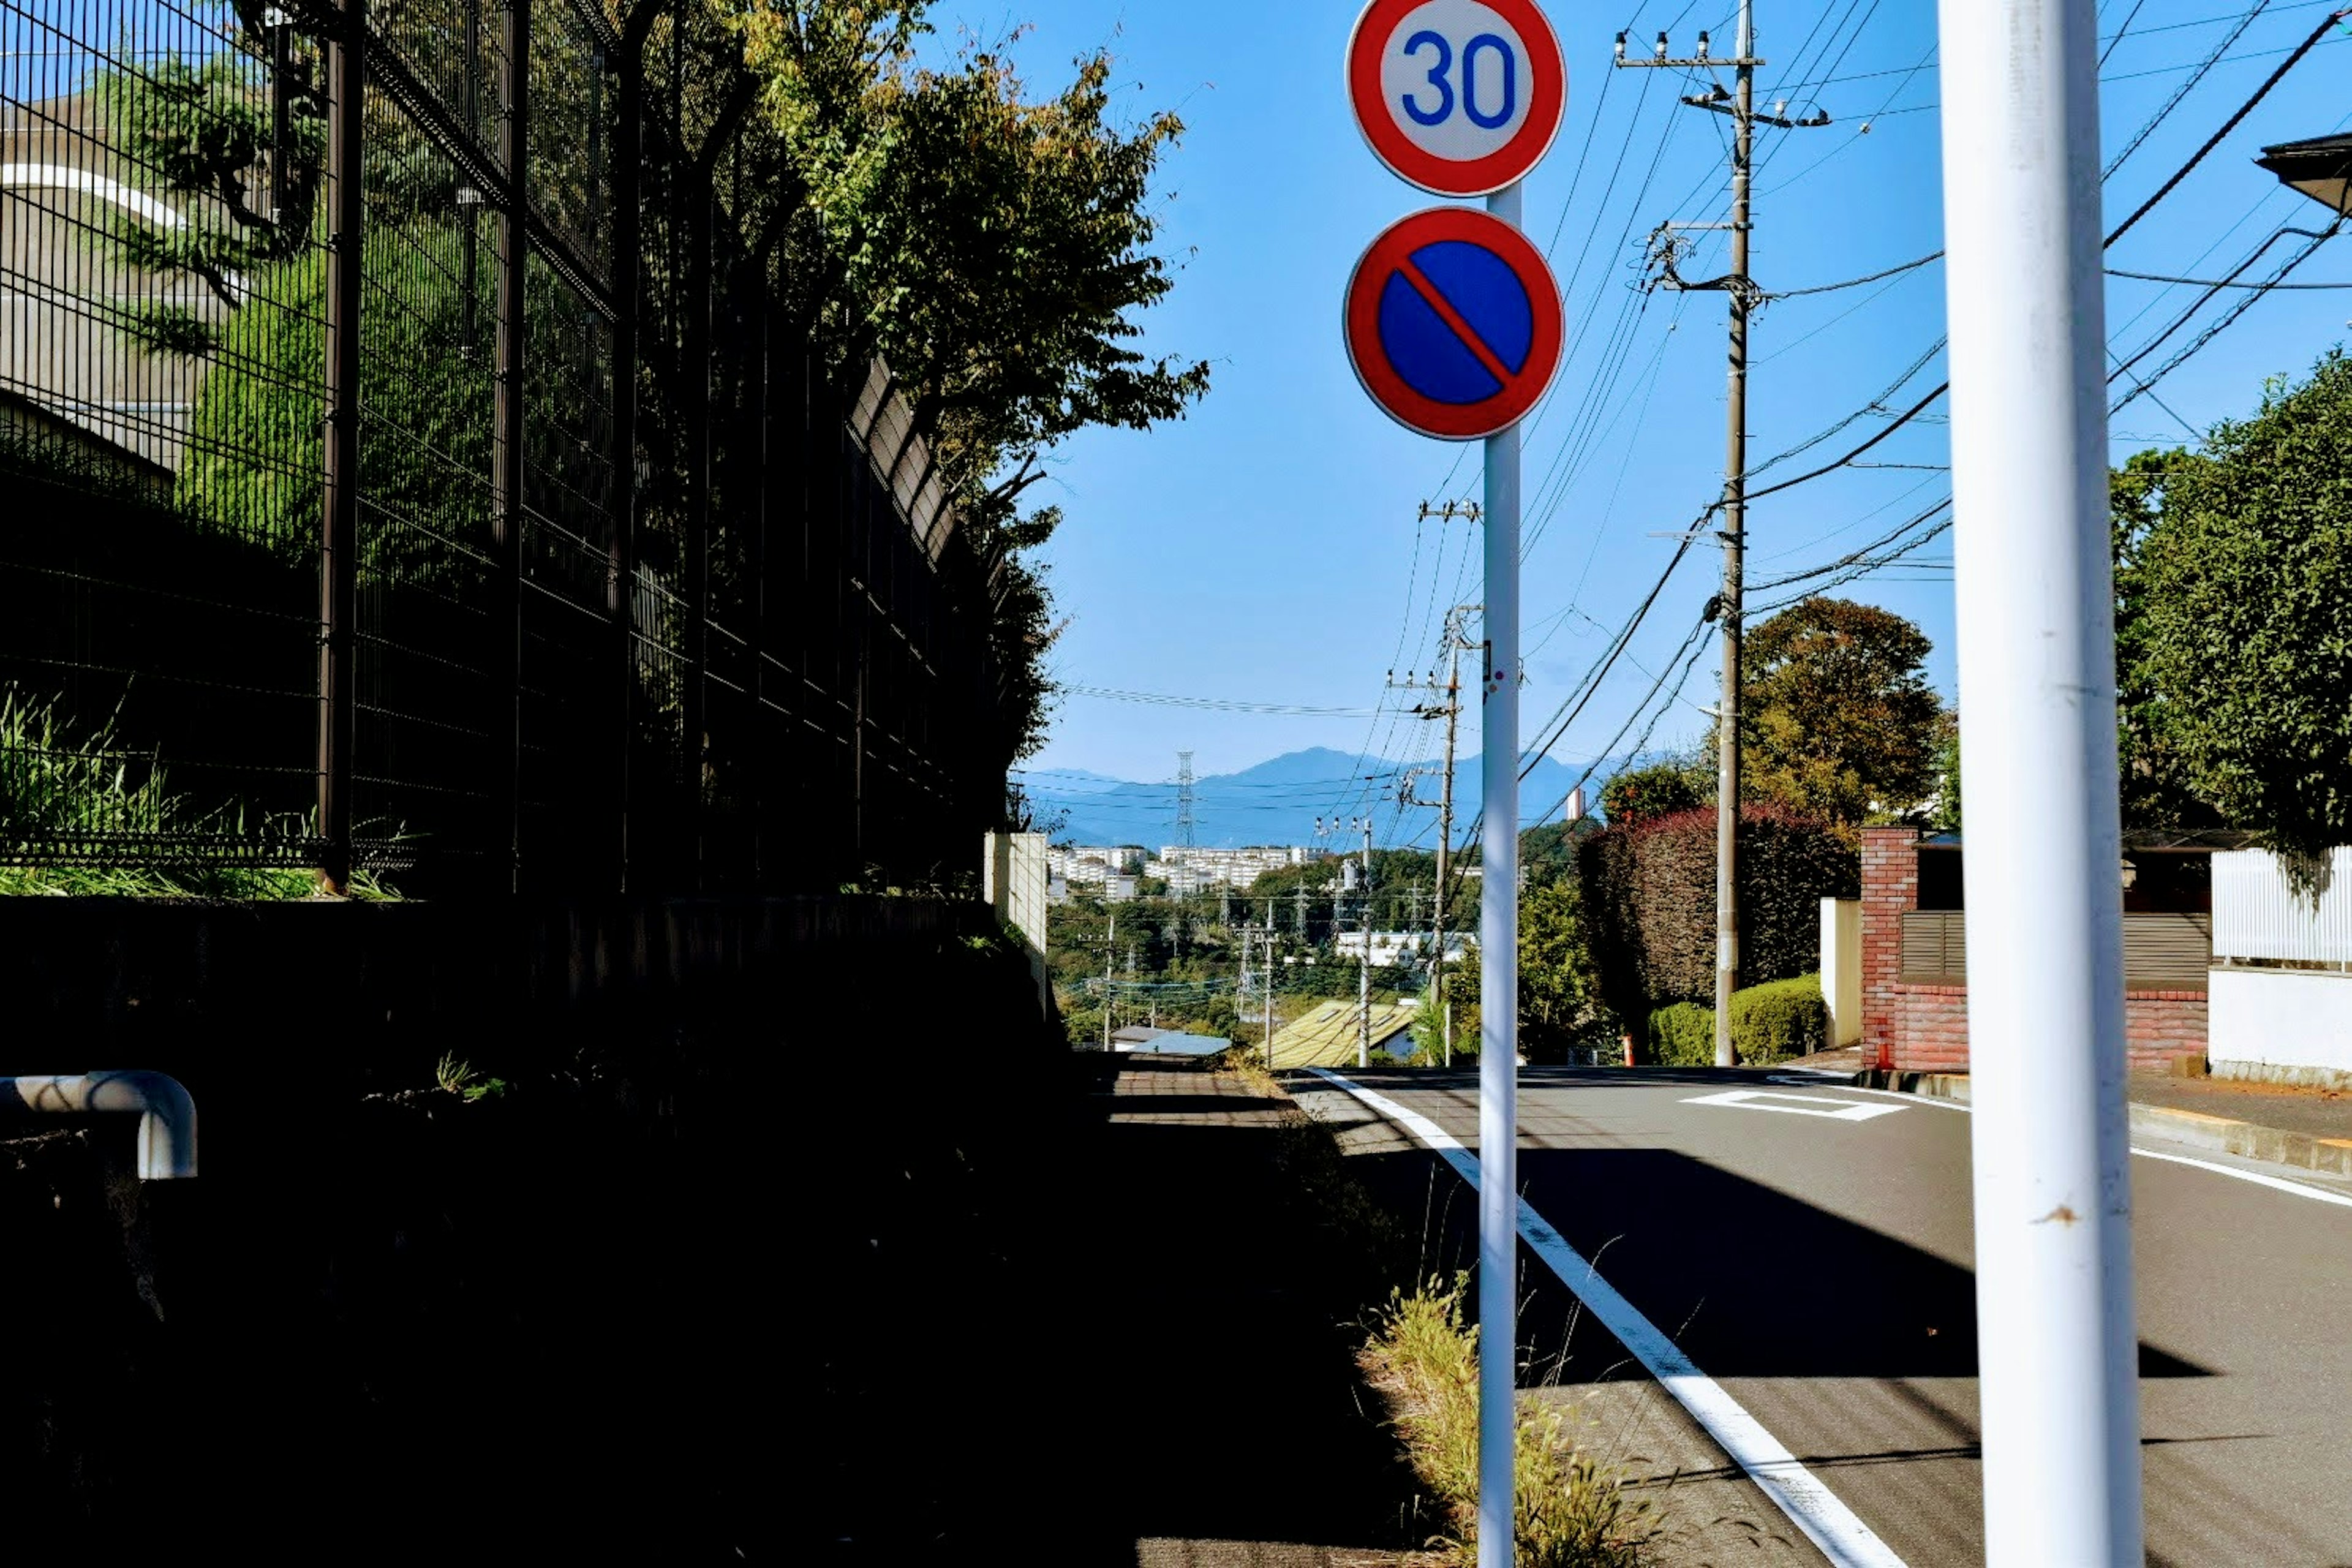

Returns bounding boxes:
[1940,1,2143,1562]
[1476,179,1524,1568]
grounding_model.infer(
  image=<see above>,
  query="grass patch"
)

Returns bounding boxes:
[1363,1273,1665,1567]
[0,685,401,900]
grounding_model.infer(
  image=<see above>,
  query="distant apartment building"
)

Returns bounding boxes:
[1333,930,1471,968]
[1147,844,1311,891]
[1047,845,1146,884]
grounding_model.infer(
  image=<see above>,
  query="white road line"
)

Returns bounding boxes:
[2130,1146,2352,1210]
[1681,1088,1909,1121]
[1308,1068,1909,1568]
[1819,1082,2352,1208]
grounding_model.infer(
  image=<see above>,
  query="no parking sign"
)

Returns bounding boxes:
[1344,206,1562,442]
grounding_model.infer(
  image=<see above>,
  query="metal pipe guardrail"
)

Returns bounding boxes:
[1,1072,197,1180]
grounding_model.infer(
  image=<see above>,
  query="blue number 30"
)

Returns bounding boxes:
[1400,30,1518,131]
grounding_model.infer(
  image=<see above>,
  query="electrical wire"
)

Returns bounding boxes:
[1060,685,1379,717]
[1766,251,1942,298]
[2109,265,2352,286]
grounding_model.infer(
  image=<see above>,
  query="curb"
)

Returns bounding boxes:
[1852,1068,2352,1180]
[2127,1103,2352,1179]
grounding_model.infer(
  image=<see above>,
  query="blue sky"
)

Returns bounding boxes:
[930,2,2352,821]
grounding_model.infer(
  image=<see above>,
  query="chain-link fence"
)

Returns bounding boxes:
[2,0,1016,894]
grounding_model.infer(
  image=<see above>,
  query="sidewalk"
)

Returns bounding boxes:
[1053,1052,1436,1567]
[2126,1073,2352,1178]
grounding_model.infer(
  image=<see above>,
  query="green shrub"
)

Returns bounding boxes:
[1730,974,1827,1065]
[1645,1003,1717,1068]
[1641,974,1828,1067]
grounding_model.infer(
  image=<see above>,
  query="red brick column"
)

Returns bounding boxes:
[1860,828,1920,1072]
[2125,991,2209,1073]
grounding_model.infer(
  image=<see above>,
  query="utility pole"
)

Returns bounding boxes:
[1101,913,1115,1052]
[1395,603,1477,1072]
[1619,5,1825,1069]
[1942,1,2142,1559]
[1357,818,1374,1068]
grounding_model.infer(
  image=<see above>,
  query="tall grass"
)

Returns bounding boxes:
[0,686,399,899]
[1363,1273,1664,1567]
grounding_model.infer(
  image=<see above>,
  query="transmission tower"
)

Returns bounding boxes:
[1175,751,1197,849]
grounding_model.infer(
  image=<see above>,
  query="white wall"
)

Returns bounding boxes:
[2209,967,2352,1088]
[1821,898,1862,1047]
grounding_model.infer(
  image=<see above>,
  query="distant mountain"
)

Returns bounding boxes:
[1018,746,1644,851]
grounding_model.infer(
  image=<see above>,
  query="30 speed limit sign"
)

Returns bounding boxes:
[1346,0,1567,197]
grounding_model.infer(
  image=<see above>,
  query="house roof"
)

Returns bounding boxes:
[2255,133,2352,216]
[1114,1031,1230,1057]
[1266,999,1420,1070]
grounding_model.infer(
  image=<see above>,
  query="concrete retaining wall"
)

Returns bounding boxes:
[2209,966,2352,1090]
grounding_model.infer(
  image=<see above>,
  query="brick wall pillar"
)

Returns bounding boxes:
[1860,827,1920,1072]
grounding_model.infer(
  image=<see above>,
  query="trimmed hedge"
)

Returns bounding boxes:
[1645,1002,1717,1068]
[1642,974,1829,1068]
[1577,804,1857,1022]
[1730,974,1828,1064]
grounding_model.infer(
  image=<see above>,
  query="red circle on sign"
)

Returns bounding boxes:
[1345,206,1564,442]
[1348,0,1567,197]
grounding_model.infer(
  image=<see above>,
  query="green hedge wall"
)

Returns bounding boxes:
[1577,805,1858,1022]
[1642,974,1828,1067]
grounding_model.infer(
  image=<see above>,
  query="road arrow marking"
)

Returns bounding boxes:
[1681,1088,1909,1122]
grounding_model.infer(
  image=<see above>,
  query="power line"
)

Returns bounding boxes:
[1058,684,1379,717]
[2108,265,2352,287]
[1767,250,1942,298]
[2103,0,2274,183]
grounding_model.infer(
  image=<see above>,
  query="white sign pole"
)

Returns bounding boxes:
[1476,178,1523,1568]
[1937,1,2144,1562]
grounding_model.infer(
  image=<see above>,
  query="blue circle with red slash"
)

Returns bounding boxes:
[1346,206,1563,442]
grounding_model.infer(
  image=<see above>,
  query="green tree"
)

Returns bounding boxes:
[2109,353,2352,862]
[733,4,1212,755]
[2125,360,2352,856]
[1599,756,1706,827]
[1738,597,1942,829]
[1412,875,1613,1065]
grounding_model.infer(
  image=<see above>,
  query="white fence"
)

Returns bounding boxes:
[2211,847,2352,965]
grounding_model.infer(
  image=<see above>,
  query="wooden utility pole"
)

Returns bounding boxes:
[1618,2,1825,1066]
[1396,601,1478,1069]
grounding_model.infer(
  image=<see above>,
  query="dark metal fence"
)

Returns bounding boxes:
[1,0,1017,894]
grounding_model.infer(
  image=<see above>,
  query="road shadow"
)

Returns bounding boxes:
[1335,1139,2210,1384]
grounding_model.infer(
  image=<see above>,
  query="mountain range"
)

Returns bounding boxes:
[1016,746,1640,850]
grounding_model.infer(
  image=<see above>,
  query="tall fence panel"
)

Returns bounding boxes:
[1,0,1017,895]
[2213,847,2352,965]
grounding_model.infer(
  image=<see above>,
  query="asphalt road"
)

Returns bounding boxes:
[1294,1066,2352,1568]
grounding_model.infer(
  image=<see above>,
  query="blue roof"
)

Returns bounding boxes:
[1114,1031,1231,1057]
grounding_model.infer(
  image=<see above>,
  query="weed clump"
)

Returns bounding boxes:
[0,685,401,899]
[1363,1273,1664,1567]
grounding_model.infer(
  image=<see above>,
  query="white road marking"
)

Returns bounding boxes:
[1681,1088,1908,1121]
[1308,1068,1910,1568]
[2129,1146,2352,1211]
[1825,1082,2352,1208]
